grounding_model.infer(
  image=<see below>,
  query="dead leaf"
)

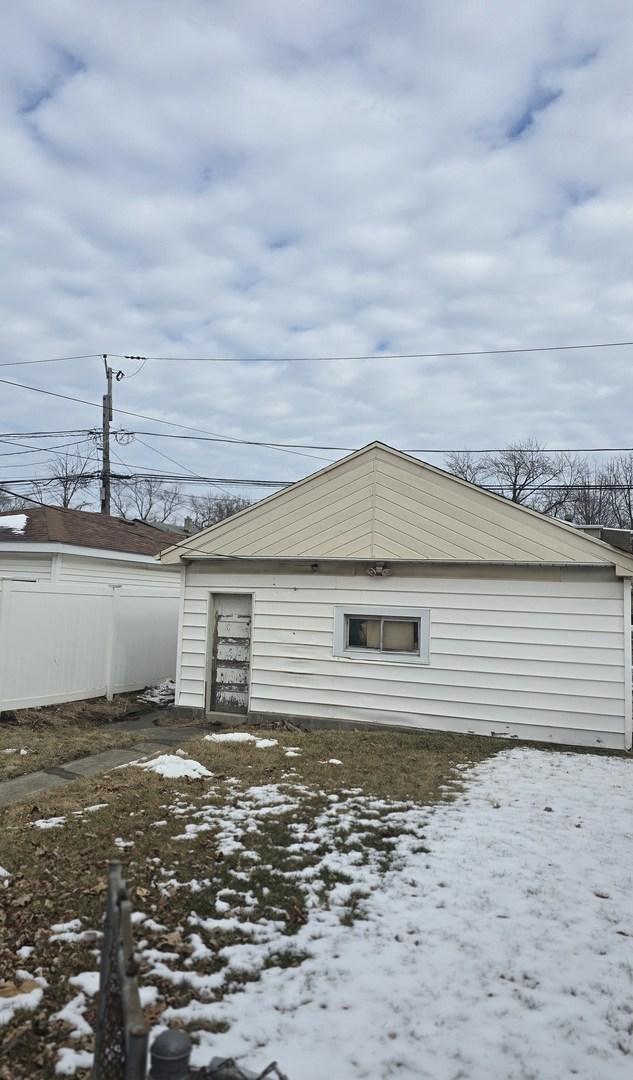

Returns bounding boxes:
[160,930,184,949]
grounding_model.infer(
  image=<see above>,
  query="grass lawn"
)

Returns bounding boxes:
[0,727,631,1079]
[0,693,157,780]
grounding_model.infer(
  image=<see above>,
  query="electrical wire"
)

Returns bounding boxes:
[0,376,332,464]
[0,353,101,368]
[109,432,633,455]
[0,436,94,459]
[109,339,633,363]
[0,485,50,507]
[7,471,633,493]
[1,337,633,370]
[3,428,633,456]
[131,435,234,496]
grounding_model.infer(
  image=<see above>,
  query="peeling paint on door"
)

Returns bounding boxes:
[210,594,252,713]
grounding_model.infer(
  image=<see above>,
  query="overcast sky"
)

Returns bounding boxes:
[1,1,633,504]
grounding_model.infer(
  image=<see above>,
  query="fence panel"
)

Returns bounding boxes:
[0,579,179,711]
[113,588,180,694]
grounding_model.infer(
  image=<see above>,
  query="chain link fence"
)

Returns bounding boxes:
[92,862,289,1080]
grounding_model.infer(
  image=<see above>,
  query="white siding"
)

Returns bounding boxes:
[177,565,628,749]
[58,554,179,588]
[0,552,52,580]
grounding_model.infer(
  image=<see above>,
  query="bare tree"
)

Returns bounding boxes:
[112,477,185,523]
[609,454,633,529]
[445,441,592,520]
[32,450,95,509]
[480,440,566,505]
[188,493,251,530]
[0,490,27,512]
[444,451,489,486]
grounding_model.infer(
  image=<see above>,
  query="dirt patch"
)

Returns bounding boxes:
[2,692,152,730]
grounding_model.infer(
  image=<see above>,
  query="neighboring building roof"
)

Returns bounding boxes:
[0,506,184,556]
[160,442,633,574]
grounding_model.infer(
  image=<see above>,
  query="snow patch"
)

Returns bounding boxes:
[137,754,212,780]
[55,1048,93,1075]
[52,993,92,1038]
[205,732,257,743]
[69,971,100,997]
[204,732,278,749]
[0,984,43,1026]
[33,816,66,830]
[0,514,27,534]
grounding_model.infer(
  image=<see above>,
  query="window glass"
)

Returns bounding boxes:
[347,617,381,649]
[382,619,418,652]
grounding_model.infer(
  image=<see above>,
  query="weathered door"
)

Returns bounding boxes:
[209,594,252,713]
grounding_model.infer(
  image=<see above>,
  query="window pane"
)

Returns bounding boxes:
[348,617,381,649]
[382,619,418,652]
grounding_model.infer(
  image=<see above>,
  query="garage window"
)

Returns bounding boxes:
[334,606,430,664]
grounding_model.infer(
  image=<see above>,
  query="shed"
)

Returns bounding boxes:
[161,443,633,749]
[0,507,183,711]
[0,505,184,585]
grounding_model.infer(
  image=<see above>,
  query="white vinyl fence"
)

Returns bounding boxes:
[0,579,180,711]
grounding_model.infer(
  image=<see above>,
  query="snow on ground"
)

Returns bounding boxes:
[0,972,47,1026]
[165,749,633,1080]
[137,754,212,780]
[32,816,66,830]
[38,747,633,1079]
[205,732,278,749]
[55,1048,93,1076]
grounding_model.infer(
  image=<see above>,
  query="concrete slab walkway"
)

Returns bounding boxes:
[0,721,209,809]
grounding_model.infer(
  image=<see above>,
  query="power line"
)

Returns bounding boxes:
[110,339,633,363]
[131,435,233,496]
[114,431,633,455]
[0,354,101,368]
[0,376,331,464]
[0,485,50,507]
[0,436,94,459]
[8,470,633,494]
[3,422,633,458]
[1,338,633,370]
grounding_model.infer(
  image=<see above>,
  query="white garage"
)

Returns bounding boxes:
[161,442,633,750]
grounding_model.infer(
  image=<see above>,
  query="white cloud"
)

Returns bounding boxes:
[0,0,632,501]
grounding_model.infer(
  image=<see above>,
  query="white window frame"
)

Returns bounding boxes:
[333,605,431,665]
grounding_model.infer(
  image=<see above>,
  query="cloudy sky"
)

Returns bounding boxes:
[1,1,633,506]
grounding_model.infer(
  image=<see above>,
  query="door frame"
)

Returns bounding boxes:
[205,590,254,715]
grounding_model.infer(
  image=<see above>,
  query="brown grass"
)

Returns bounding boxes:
[0,727,503,1078]
[0,692,160,780]
[0,727,148,781]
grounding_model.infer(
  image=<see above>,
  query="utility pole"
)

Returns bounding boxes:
[101,354,113,515]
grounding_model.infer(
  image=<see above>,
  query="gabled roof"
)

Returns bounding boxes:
[160,442,633,573]
[0,506,184,556]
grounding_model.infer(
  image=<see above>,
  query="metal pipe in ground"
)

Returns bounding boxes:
[149,1029,192,1079]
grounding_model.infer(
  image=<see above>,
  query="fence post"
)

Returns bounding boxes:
[149,1030,192,1078]
[105,585,120,701]
[0,579,11,713]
